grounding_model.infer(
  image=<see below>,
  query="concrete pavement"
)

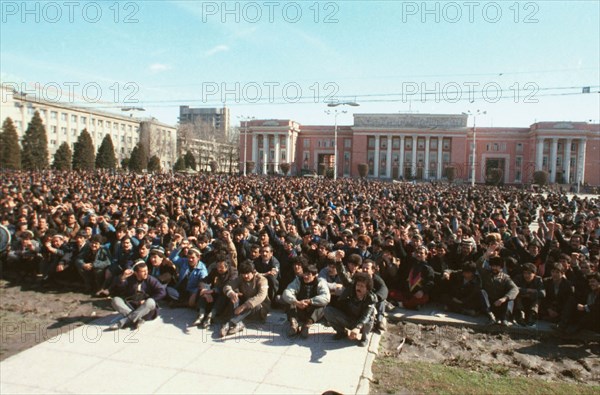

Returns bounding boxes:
[0,308,380,394]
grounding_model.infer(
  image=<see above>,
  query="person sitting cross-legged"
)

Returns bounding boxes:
[108,260,166,330]
[324,271,377,347]
[282,263,330,338]
[220,260,270,337]
[191,253,238,329]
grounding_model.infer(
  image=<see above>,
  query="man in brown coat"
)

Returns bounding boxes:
[220,260,270,337]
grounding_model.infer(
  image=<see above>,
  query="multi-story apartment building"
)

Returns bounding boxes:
[240,114,600,186]
[1,84,177,169]
[179,106,230,140]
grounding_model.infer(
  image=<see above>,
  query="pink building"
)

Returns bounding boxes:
[240,114,600,186]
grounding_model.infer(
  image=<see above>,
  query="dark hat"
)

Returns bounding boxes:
[523,262,537,273]
[75,231,88,239]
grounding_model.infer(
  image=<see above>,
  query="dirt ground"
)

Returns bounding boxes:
[377,321,600,385]
[0,274,114,361]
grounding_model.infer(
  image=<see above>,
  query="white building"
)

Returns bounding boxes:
[1,84,177,169]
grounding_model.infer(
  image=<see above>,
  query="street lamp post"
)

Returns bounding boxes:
[463,110,486,187]
[326,101,359,180]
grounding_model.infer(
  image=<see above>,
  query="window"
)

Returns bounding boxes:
[81,116,86,124]
[417,138,425,149]
[50,111,57,120]
[128,125,132,132]
[61,113,67,121]
[121,124,125,131]
[91,118,96,125]
[431,138,438,149]
[381,137,387,149]
[98,120,103,127]
[71,128,77,136]
[113,123,118,130]
[61,127,67,135]
[121,148,125,154]
[392,137,400,149]
[51,126,57,134]
[368,137,375,148]
[345,139,352,148]
[15,120,22,130]
[71,115,77,123]
[50,139,56,145]
[121,136,125,142]
[405,138,412,150]
[515,156,522,167]
[127,137,132,143]
[303,139,310,148]
[516,143,523,153]
[443,138,450,150]
[281,149,286,160]
[27,107,35,115]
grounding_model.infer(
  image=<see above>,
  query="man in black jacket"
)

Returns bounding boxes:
[324,272,376,347]
[108,260,166,330]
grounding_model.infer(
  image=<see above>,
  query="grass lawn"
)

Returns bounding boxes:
[371,359,600,395]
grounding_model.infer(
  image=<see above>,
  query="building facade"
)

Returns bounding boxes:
[179,106,230,140]
[240,114,600,186]
[1,85,177,169]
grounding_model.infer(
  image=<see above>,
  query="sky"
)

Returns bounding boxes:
[1,0,599,129]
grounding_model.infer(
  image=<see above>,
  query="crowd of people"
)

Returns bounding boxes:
[1,170,599,345]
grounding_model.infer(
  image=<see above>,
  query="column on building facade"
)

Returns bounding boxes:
[262,133,269,174]
[274,133,280,173]
[424,136,430,179]
[437,137,443,180]
[578,138,587,185]
[252,134,258,173]
[386,134,392,178]
[286,133,291,164]
[411,135,417,177]
[563,138,572,184]
[399,135,405,178]
[550,138,558,182]
[536,137,544,170]
[373,135,380,177]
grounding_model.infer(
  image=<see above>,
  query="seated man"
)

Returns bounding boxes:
[220,260,270,337]
[478,251,519,326]
[76,234,111,295]
[441,261,482,316]
[253,245,280,303]
[192,253,238,329]
[282,264,330,338]
[566,272,600,333]
[541,262,574,329]
[324,272,377,347]
[108,260,166,330]
[318,260,344,304]
[361,259,389,332]
[513,262,545,326]
[389,246,435,310]
[169,247,208,308]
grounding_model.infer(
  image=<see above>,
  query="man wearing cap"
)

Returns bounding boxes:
[220,260,270,337]
[76,234,112,295]
[477,249,519,326]
[441,261,482,316]
[148,246,177,285]
[41,233,72,285]
[108,261,166,330]
[7,229,42,275]
[513,262,545,326]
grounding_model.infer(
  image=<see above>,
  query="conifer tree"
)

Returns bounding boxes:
[21,111,49,170]
[184,150,196,170]
[95,134,117,169]
[1,117,21,170]
[72,129,96,170]
[53,142,72,170]
[147,155,161,173]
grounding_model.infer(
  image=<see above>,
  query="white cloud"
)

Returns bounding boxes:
[149,63,171,73]
[205,45,229,57]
